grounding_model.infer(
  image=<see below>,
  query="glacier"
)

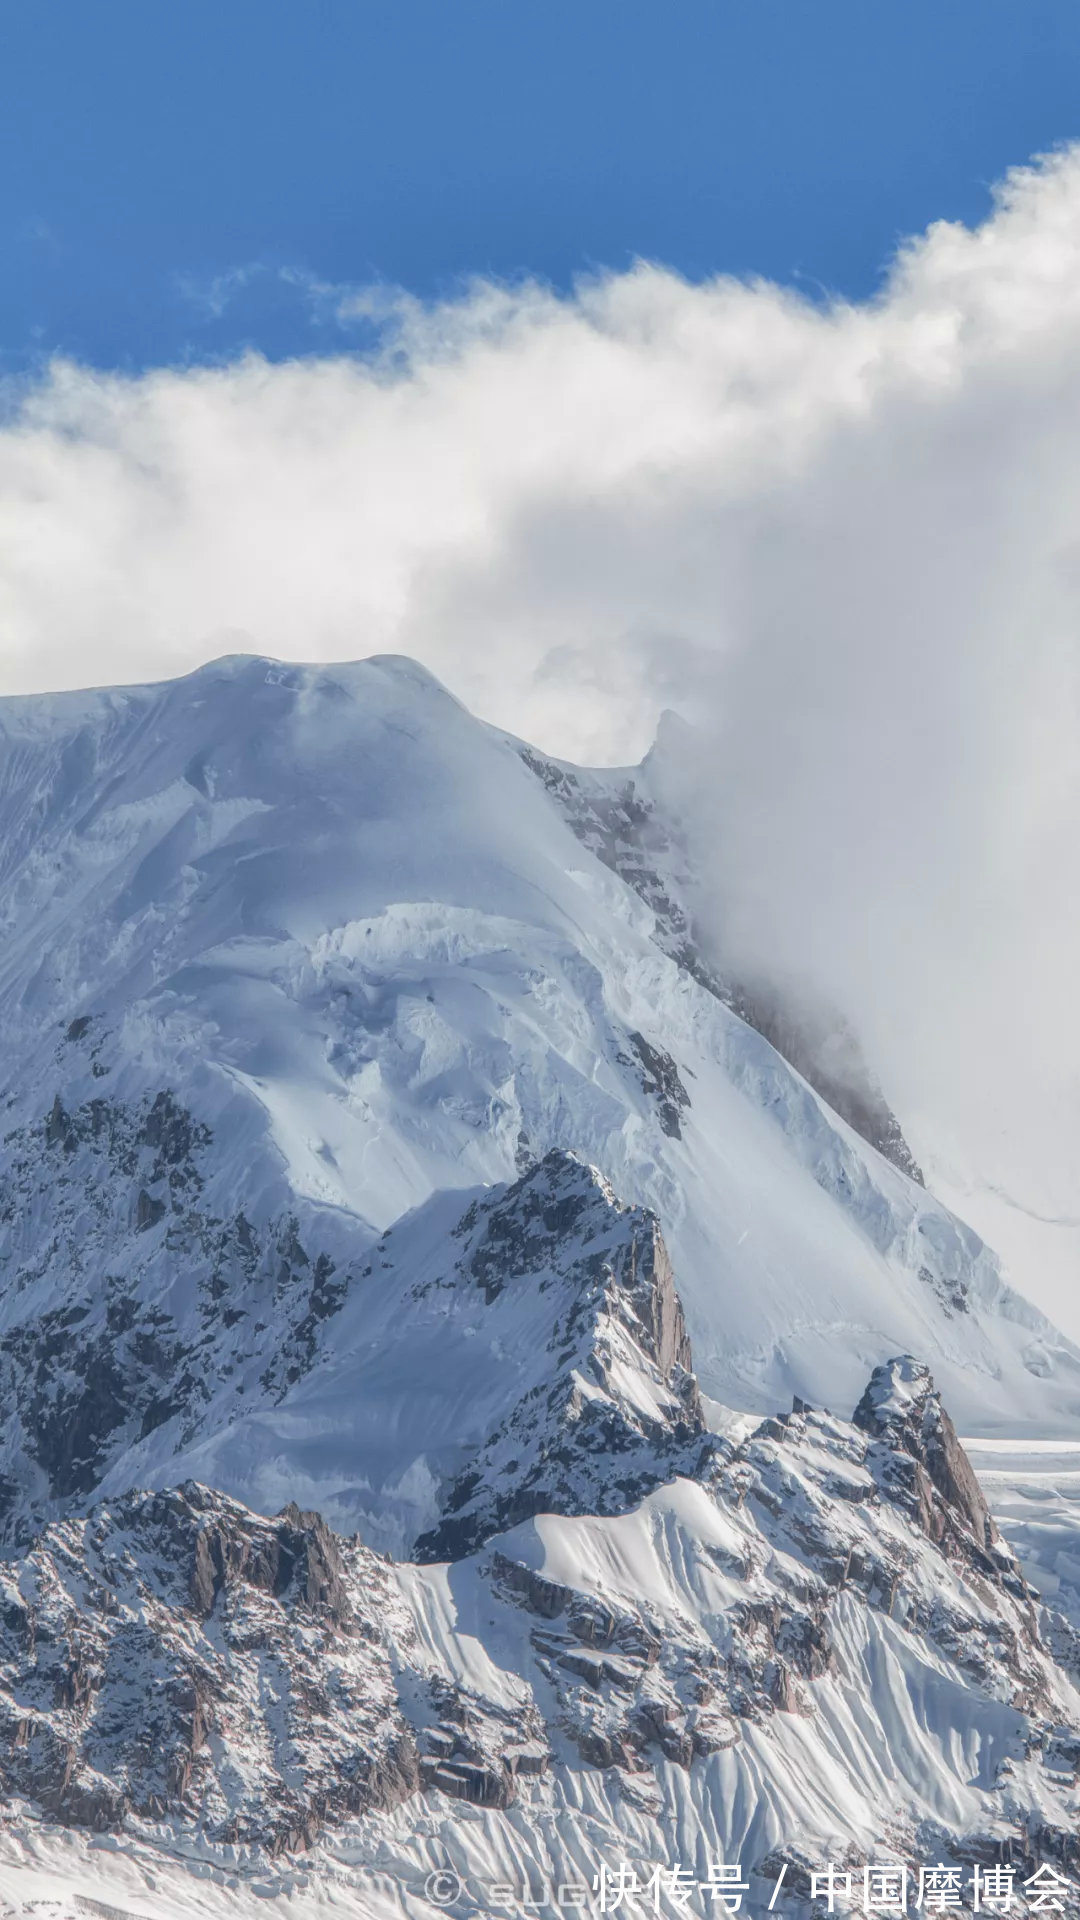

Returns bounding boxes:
[0,653,1077,1915]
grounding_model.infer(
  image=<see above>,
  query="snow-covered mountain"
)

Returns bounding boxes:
[0,653,1079,1913]
[124,1150,708,1563]
[2,1358,1079,1914]
[0,653,1076,1528]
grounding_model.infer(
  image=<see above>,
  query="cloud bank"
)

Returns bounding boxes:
[3,146,1080,1320]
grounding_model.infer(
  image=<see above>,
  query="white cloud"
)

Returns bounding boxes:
[4,146,1080,1322]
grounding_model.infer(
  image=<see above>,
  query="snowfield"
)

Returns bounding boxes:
[0,654,1077,1911]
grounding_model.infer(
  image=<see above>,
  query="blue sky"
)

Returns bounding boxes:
[4,0,1080,371]
[5,3,1080,1254]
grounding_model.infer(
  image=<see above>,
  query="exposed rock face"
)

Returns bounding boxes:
[853,1355,1004,1570]
[459,1155,697,1383]
[1,1363,1078,1877]
[186,1490,353,1625]
[624,1030,692,1140]
[0,1485,417,1849]
[414,1152,706,1559]
[0,1075,355,1547]
[0,1134,701,1568]
[724,1379,1060,1719]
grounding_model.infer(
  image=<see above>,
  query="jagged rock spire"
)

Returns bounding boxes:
[853,1354,1003,1569]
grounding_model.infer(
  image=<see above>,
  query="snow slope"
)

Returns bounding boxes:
[0,1362,1079,1914]
[0,652,1076,1558]
[109,1151,708,1559]
[1,654,1080,1906]
[965,1438,1080,1634]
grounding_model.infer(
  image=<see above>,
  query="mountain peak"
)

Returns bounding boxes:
[0,621,1078,1899]
[853,1355,1005,1570]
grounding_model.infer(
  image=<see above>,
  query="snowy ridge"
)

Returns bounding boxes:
[116,1150,710,1561]
[0,1362,1078,1909]
[0,652,1074,1479]
[0,654,1078,1906]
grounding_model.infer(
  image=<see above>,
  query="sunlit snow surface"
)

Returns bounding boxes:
[1,656,1080,1913]
[965,1440,1080,1627]
[1,1440,1079,1920]
[0,651,1076,1470]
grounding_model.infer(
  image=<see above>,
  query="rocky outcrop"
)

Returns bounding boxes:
[0,1485,415,1849]
[414,1153,707,1559]
[853,1355,1005,1572]
[624,1030,692,1139]
[724,1370,1053,1715]
[0,1362,1077,1873]
[185,1487,353,1625]
[0,1080,355,1547]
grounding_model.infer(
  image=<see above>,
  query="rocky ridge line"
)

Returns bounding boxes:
[0,1359,1077,1870]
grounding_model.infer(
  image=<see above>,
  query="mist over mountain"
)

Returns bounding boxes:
[0,654,1078,1914]
[7,149,1080,1360]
